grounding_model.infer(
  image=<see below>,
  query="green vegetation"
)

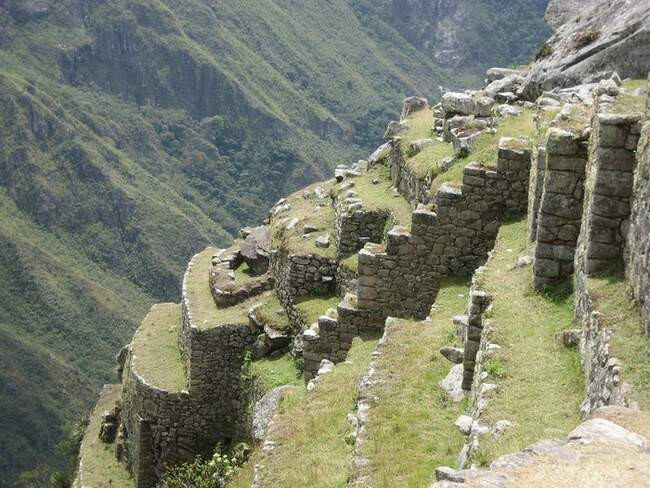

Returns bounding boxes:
[185,247,268,328]
[361,277,470,487]
[76,385,134,488]
[429,109,536,194]
[251,354,302,393]
[159,448,239,488]
[231,334,380,487]
[472,219,583,464]
[131,303,186,392]
[271,182,337,259]
[346,165,413,228]
[253,294,291,334]
[612,79,647,114]
[233,262,257,282]
[400,108,455,179]
[295,293,341,326]
[341,253,359,273]
[587,274,650,408]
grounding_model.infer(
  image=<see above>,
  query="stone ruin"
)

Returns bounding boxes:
[76,66,650,487]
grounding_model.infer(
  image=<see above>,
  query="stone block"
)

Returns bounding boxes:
[597,147,636,171]
[534,258,560,277]
[593,170,635,197]
[546,128,579,155]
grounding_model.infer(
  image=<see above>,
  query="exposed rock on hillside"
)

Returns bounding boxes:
[521,0,650,99]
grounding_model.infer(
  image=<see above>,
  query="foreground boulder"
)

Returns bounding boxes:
[242,226,271,274]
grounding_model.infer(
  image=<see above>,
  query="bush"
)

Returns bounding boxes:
[158,449,239,488]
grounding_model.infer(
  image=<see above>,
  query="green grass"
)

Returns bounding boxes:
[234,262,257,282]
[251,354,302,393]
[271,181,337,259]
[341,253,359,273]
[76,385,134,488]
[612,79,647,114]
[345,165,413,229]
[131,303,186,392]
[361,277,471,487]
[295,293,341,326]
[587,274,650,408]
[400,108,455,179]
[472,219,583,464]
[231,333,380,488]
[254,293,291,334]
[429,109,536,194]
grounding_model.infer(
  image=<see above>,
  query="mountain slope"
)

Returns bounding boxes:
[0,0,550,484]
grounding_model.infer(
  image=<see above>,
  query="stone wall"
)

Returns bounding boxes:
[532,128,589,288]
[302,294,385,380]
[335,260,358,297]
[334,194,391,257]
[574,269,627,417]
[626,75,650,335]
[460,283,493,391]
[388,138,435,205]
[179,300,254,444]
[119,353,193,488]
[527,147,547,242]
[270,249,336,333]
[575,113,641,275]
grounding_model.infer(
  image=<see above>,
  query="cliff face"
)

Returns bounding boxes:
[355,0,552,75]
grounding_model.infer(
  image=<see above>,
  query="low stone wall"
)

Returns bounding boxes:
[460,283,493,391]
[302,294,385,380]
[270,249,336,334]
[626,76,650,335]
[356,208,442,320]
[210,271,273,307]
[336,260,358,297]
[335,194,391,257]
[533,128,589,288]
[388,138,435,205]
[574,270,627,417]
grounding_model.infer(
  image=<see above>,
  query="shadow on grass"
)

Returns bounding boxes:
[535,277,574,305]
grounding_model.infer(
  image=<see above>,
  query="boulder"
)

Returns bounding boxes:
[400,96,429,120]
[241,226,271,274]
[441,92,475,116]
[407,138,434,156]
[315,234,331,248]
[440,346,464,364]
[486,67,527,82]
[484,74,525,99]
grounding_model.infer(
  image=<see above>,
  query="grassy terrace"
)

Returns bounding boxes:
[430,109,536,194]
[186,247,267,329]
[132,303,186,392]
[612,78,647,113]
[360,277,470,487]
[341,253,359,273]
[254,292,291,333]
[472,219,583,464]
[587,274,650,408]
[295,293,341,326]
[230,333,381,488]
[233,261,256,282]
[344,164,413,229]
[400,108,455,179]
[271,181,336,259]
[77,385,134,488]
[251,353,302,393]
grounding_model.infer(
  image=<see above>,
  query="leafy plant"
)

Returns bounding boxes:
[158,449,239,488]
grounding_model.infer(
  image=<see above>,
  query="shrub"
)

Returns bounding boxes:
[158,449,239,488]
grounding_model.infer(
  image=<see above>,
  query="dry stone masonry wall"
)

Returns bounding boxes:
[334,194,391,257]
[532,128,589,287]
[626,75,650,335]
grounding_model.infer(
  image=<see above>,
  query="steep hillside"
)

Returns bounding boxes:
[353,0,551,76]
[0,1,552,485]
